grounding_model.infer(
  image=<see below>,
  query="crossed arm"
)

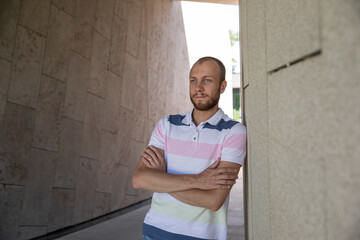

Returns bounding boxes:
[132,146,241,211]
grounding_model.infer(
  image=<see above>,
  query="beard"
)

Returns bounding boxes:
[190,87,221,111]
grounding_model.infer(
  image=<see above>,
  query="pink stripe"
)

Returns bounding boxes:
[223,134,247,151]
[165,136,222,160]
[153,122,164,140]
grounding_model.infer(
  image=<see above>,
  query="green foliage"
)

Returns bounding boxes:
[228,29,239,46]
[233,92,240,110]
[233,108,240,122]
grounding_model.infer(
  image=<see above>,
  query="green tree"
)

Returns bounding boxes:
[233,92,240,110]
[228,29,239,46]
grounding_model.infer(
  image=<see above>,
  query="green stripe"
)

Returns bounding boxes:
[151,196,227,226]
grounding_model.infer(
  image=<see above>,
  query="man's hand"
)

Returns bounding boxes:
[141,145,166,172]
[194,157,238,190]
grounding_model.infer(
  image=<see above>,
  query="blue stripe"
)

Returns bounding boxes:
[168,114,189,126]
[143,223,210,240]
[203,119,238,131]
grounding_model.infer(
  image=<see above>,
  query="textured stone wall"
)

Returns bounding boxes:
[0,0,191,239]
[241,0,360,239]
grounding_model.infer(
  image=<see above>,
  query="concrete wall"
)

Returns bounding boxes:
[241,0,360,239]
[0,0,191,239]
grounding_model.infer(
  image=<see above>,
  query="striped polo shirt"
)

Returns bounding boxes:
[143,108,247,240]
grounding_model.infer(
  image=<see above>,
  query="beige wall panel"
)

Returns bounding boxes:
[125,139,147,197]
[48,188,76,232]
[243,85,270,240]
[242,85,251,238]
[136,36,148,90]
[265,0,320,71]
[71,0,96,59]
[0,0,20,61]
[108,12,127,77]
[8,26,45,108]
[110,165,129,211]
[63,51,90,122]
[88,31,110,98]
[94,0,115,40]
[14,226,47,240]
[240,0,249,87]
[51,0,76,16]
[19,0,50,36]
[0,185,24,239]
[134,86,148,117]
[72,22,93,59]
[80,93,104,160]
[74,0,97,25]
[33,75,65,152]
[116,107,135,163]
[120,53,137,110]
[54,117,83,189]
[114,0,127,19]
[93,192,111,218]
[244,0,271,239]
[147,22,162,72]
[126,0,143,58]
[96,130,123,193]
[321,1,360,239]
[102,71,123,134]
[42,5,74,82]
[132,114,147,143]
[73,157,97,223]
[268,57,326,240]
[0,59,11,127]
[0,102,36,185]
[20,148,57,225]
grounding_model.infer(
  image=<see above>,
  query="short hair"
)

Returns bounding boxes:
[190,56,226,82]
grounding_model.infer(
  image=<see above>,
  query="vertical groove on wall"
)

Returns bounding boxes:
[263,0,272,239]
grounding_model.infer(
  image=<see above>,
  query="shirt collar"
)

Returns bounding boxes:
[182,108,225,126]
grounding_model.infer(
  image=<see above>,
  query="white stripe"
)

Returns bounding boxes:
[166,153,214,174]
[144,210,227,240]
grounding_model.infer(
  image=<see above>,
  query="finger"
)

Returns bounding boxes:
[220,185,233,189]
[144,148,158,161]
[142,158,152,168]
[215,167,238,174]
[218,173,238,179]
[216,179,237,185]
[142,152,153,162]
[143,150,162,168]
[148,148,162,166]
[149,146,163,160]
[150,154,161,167]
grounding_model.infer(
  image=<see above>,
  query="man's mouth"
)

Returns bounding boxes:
[193,95,207,98]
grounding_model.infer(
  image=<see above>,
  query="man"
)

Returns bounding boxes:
[132,56,247,240]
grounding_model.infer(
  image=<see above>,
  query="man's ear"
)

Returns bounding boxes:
[220,80,227,94]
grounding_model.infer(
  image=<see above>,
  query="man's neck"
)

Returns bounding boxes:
[192,106,219,126]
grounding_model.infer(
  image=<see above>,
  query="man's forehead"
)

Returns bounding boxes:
[190,60,220,74]
[192,59,218,68]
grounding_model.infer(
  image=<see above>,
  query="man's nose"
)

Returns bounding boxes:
[195,82,204,92]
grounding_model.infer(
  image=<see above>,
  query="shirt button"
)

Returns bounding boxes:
[193,137,196,140]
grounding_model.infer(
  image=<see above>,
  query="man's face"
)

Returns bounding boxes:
[189,60,226,111]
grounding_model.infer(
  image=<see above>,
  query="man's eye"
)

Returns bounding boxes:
[205,79,211,82]
[190,79,196,83]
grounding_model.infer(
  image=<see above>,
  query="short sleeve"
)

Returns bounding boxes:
[221,124,247,166]
[148,117,166,150]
